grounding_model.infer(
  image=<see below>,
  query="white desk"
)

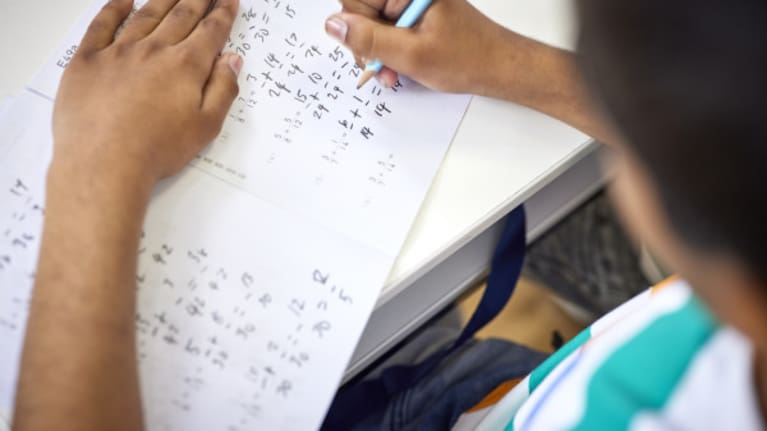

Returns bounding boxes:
[0,0,603,381]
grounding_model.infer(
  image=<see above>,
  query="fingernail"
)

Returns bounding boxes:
[228,54,243,76]
[376,74,393,88]
[325,15,348,43]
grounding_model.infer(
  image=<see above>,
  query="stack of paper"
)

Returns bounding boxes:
[0,1,470,429]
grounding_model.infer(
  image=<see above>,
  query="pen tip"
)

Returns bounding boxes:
[356,70,376,90]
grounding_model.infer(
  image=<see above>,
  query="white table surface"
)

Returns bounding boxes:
[381,0,592,301]
[0,0,596,376]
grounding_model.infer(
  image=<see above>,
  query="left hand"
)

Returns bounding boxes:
[53,0,242,187]
[13,2,243,428]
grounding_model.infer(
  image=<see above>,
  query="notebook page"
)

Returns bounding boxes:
[29,0,471,256]
[2,0,471,429]
[0,98,12,117]
[0,94,54,426]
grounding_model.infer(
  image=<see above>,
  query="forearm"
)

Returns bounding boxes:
[333,0,617,143]
[13,156,152,430]
[478,30,620,145]
[9,0,240,426]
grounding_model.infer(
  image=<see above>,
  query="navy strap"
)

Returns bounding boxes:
[322,206,527,429]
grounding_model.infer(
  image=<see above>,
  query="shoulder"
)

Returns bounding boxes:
[514,279,759,430]
[631,326,763,430]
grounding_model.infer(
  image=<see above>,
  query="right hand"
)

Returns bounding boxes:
[325,0,515,94]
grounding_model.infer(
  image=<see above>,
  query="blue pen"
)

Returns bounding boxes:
[356,0,434,89]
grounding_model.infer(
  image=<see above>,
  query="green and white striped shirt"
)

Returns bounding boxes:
[453,278,764,430]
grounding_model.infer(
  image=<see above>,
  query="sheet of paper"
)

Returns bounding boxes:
[30,0,469,256]
[0,94,53,428]
[2,0,471,429]
[0,98,12,118]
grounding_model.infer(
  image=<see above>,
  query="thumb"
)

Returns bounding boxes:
[202,52,242,124]
[325,13,416,73]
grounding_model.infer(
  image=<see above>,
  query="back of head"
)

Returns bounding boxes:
[576,0,767,282]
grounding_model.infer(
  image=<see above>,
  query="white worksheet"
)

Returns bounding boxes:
[0,98,12,119]
[1,0,471,429]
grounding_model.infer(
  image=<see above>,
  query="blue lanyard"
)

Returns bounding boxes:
[322,206,527,429]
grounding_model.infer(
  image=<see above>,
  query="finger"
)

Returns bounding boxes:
[325,13,416,74]
[118,0,180,42]
[380,0,412,21]
[378,66,399,88]
[341,0,412,22]
[151,0,212,44]
[340,0,380,17]
[350,52,398,87]
[353,51,400,87]
[80,0,135,53]
[202,53,242,122]
[183,0,238,61]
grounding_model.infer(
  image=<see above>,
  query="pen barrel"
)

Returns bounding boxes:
[364,60,385,73]
[395,0,433,28]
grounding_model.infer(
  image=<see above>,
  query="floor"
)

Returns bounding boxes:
[457,275,587,354]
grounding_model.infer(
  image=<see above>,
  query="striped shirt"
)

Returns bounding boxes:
[452,278,764,430]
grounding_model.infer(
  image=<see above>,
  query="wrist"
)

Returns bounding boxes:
[469,26,512,98]
[48,135,156,197]
[474,30,543,101]
[46,149,155,221]
[476,33,619,143]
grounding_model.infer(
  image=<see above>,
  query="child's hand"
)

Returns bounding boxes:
[53,0,241,187]
[325,0,514,94]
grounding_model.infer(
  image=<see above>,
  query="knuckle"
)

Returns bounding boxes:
[132,6,160,23]
[86,18,110,35]
[112,40,132,57]
[177,47,200,66]
[201,16,227,32]
[141,38,165,55]
[170,4,197,20]
[74,49,96,64]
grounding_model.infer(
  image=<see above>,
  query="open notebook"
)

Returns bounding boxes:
[0,1,470,429]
